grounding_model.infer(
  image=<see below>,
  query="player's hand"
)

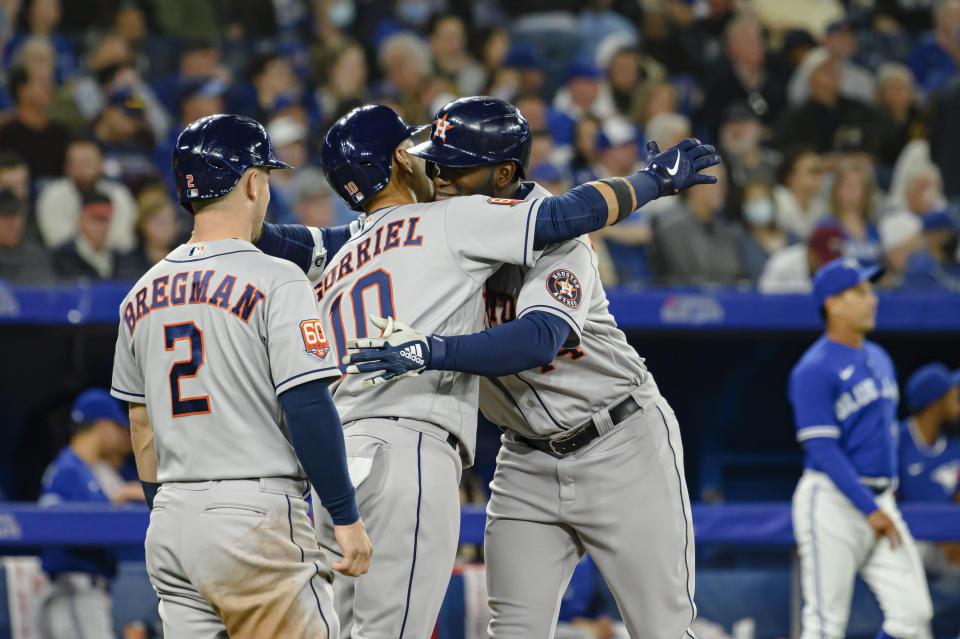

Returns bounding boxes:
[332,519,373,577]
[867,510,901,549]
[640,138,720,197]
[343,316,430,388]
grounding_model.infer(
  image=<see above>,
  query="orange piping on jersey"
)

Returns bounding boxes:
[382,220,404,252]
[403,216,423,246]
[350,268,395,337]
[207,274,237,309]
[164,321,212,418]
[135,287,151,321]
[356,238,372,268]
[229,284,265,322]
[170,272,190,305]
[150,275,170,310]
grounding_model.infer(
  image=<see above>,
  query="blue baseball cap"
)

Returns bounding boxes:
[906,363,960,413]
[922,210,959,233]
[70,389,129,427]
[812,257,883,309]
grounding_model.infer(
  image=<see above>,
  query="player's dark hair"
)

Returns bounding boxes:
[189,191,229,215]
[819,306,827,322]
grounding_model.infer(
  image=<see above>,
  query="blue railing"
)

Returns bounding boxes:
[2,282,960,331]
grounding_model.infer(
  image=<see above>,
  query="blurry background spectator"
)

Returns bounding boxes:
[821,158,883,267]
[758,224,845,293]
[0,187,53,283]
[0,64,69,182]
[650,165,744,286]
[116,185,180,279]
[908,0,960,96]
[36,137,138,252]
[774,147,826,239]
[902,211,960,291]
[51,189,122,280]
[737,181,794,284]
[0,0,950,297]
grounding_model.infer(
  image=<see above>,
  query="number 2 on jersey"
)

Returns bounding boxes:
[164,322,211,417]
[328,268,395,371]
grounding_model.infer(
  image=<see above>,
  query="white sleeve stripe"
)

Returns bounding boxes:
[275,367,342,393]
[517,305,583,337]
[522,199,539,267]
[796,426,841,441]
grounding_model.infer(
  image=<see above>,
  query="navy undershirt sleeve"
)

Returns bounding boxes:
[429,311,571,376]
[532,172,660,249]
[256,223,352,273]
[803,438,879,516]
[279,379,359,525]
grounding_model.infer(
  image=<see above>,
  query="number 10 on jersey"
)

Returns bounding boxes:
[328,268,396,372]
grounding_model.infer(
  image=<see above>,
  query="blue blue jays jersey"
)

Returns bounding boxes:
[38,447,115,578]
[898,419,960,502]
[789,337,900,479]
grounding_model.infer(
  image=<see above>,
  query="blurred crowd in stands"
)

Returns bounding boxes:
[0,0,958,292]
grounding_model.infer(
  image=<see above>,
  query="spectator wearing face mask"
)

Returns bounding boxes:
[737,181,796,283]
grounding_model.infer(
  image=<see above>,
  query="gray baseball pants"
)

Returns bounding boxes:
[314,417,463,639]
[39,573,114,639]
[485,392,697,639]
[145,477,338,639]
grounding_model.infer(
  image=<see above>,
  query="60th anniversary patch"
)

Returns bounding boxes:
[546,270,582,308]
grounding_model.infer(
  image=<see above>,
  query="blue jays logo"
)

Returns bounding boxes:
[433,114,454,141]
[547,270,582,308]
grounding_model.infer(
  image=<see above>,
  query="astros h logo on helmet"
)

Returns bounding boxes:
[433,114,454,141]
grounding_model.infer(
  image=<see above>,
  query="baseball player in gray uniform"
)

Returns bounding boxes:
[345,97,703,639]
[259,100,717,639]
[110,114,372,639]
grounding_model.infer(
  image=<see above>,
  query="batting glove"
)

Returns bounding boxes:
[640,138,720,197]
[344,316,431,388]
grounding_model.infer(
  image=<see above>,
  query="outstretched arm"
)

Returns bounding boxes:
[342,312,572,386]
[533,139,720,248]
[254,222,353,274]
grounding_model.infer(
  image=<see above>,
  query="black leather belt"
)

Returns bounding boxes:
[515,395,642,457]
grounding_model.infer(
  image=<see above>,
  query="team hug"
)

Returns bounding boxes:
[108,95,935,639]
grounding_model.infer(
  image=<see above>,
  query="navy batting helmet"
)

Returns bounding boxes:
[321,105,427,211]
[408,96,531,178]
[172,114,291,209]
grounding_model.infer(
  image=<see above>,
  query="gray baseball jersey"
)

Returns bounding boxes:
[305,196,541,465]
[110,238,341,482]
[480,182,648,438]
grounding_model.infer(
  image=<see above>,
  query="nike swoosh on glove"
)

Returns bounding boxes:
[640,138,721,196]
[344,316,431,388]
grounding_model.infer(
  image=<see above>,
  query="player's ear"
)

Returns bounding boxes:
[242,168,259,202]
[395,147,414,177]
[495,162,517,188]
